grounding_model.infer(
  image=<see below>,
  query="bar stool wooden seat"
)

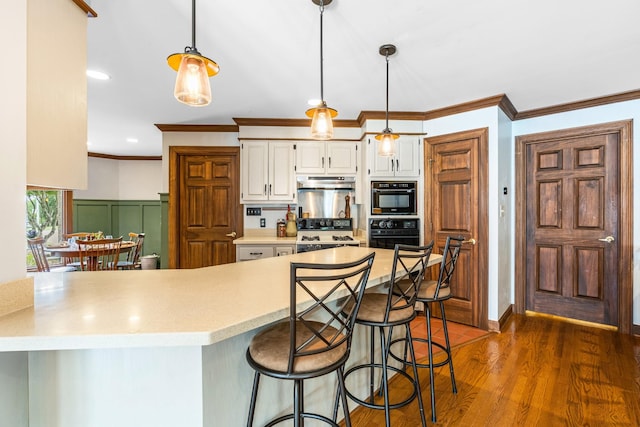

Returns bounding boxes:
[388,235,463,423]
[245,252,375,427]
[342,243,434,427]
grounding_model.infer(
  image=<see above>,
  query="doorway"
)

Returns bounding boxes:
[515,120,633,334]
[425,128,488,330]
[168,146,242,269]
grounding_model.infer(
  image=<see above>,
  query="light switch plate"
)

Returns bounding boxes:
[260,218,266,227]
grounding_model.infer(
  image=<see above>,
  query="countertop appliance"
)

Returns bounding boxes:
[296,217,361,253]
[297,176,355,219]
[368,218,420,249]
[371,181,417,215]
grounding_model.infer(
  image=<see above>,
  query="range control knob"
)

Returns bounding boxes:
[378,221,386,228]
[385,220,395,229]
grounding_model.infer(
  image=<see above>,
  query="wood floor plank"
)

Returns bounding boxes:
[343,314,640,426]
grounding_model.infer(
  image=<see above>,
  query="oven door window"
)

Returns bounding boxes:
[368,236,419,249]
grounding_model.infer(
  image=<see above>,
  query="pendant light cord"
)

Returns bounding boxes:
[385,51,390,130]
[319,0,325,102]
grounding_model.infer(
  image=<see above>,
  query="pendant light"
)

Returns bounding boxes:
[167,0,219,107]
[375,44,399,156]
[306,0,337,140]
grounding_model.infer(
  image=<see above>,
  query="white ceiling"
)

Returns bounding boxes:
[85,0,640,156]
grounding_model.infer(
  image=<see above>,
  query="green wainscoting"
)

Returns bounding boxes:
[73,200,161,261]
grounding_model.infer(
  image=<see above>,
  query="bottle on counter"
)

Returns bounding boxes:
[277,219,286,237]
[285,205,297,237]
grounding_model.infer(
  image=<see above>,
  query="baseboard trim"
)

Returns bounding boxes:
[487,304,513,333]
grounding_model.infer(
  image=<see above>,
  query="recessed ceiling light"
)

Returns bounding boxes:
[126,137,139,143]
[86,69,110,80]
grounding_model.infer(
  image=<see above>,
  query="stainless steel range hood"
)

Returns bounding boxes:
[296,176,355,218]
[296,176,356,190]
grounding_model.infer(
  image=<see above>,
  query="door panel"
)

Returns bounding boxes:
[523,129,621,326]
[426,129,488,329]
[169,147,241,269]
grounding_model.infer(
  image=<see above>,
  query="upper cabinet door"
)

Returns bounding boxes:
[241,140,296,203]
[327,142,357,174]
[296,142,326,174]
[369,137,420,177]
[241,141,269,202]
[394,138,421,177]
[296,141,357,175]
[269,142,296,201]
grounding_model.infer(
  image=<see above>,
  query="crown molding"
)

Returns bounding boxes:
[232,117,360,127]
[154,124,239,132]
[515,89,640,120]
[88,152,161,161]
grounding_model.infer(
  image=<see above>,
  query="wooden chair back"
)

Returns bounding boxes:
[27,237,50,272]
[77,237,123,271]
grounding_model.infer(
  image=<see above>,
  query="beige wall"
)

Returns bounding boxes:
[74,157,162,200]
[26,0,88,190]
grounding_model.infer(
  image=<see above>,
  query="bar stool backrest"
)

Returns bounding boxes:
[433,236,464,298]
[287,252,375,374]
[386,242,435,322]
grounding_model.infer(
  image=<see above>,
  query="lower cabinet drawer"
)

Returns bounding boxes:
[237,246,275,262]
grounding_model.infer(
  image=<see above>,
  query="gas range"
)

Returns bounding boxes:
[296,218,361,253]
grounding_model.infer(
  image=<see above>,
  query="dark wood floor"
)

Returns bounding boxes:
[345,314,640,426]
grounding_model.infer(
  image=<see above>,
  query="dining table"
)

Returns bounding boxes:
[45,240,136,270]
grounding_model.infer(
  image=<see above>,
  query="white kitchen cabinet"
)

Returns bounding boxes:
[241,141,296,203]
[369,137,421,177]
[296,141,357,175]
[274,245,295,257]
[236,244,295,261]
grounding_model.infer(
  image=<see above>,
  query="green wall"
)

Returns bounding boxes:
[73,199,161,260]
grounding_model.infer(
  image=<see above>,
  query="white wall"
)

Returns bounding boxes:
[514,100,640,325]
[74,157,162,200]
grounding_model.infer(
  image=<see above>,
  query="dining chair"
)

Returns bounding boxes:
[62,232,92,268]
[117,233,145,270]
[27,237,76,272]
[245,252,375,427]
[76,237,123,271]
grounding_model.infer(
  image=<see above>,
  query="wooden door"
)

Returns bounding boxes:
[517,121,633,329]
[169,146,241,269]
[425,128,488,329]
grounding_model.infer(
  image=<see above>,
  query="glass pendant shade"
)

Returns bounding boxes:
[375,131,399,156]
[172,54,212,106]
[307,104,337,140]
[167,0,219,107]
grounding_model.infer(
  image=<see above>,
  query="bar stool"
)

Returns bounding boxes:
[245,252,375,427]
[388,235,463,423]
[342,243,434,427]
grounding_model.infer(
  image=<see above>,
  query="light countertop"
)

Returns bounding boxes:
[0,247,441,352]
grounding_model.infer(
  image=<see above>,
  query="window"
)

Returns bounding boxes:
[26,189,72,269]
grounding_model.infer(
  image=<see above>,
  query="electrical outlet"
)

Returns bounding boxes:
[260,218,266,228]
[246,207,262,216]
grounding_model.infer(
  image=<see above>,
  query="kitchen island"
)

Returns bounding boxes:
[0,247,441,427]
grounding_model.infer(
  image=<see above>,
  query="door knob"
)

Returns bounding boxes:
[462,238,476,245]
[226,231,237,238]
[598,235,615,243]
